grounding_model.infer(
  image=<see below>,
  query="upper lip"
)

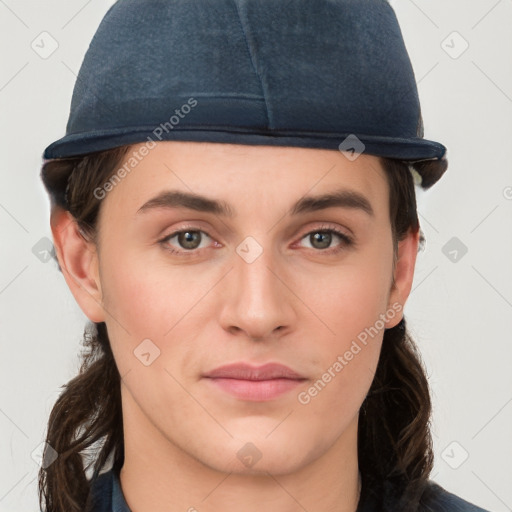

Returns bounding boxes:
[203,363,306,381]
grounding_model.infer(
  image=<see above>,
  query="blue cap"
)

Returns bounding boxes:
[43,0,447,187]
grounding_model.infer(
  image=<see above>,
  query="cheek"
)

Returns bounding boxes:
[100,237,195,324]
[97,249,175,363]
[287,250,392,398]
[296,249,394,343]
[293,246,393,394]
[97,248,219,387]
[299,273,386,406]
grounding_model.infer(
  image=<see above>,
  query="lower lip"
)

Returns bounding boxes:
[205,377,304,401]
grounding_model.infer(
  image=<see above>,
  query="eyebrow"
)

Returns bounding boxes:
[137,188,374,218]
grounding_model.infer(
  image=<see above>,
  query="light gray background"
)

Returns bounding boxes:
[1,1,511,511]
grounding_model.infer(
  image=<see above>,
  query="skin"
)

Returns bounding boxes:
[51,141,419,512]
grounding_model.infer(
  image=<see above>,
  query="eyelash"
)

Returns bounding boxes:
[158,224,354,257]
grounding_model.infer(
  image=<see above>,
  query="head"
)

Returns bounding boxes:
[39,141,433,512]
[39,1,447,510]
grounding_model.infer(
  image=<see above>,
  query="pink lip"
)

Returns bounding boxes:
[203,363,307,401]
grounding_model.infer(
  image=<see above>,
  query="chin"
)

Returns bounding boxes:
[196,433,319,477]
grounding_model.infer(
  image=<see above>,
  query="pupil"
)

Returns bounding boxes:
[179,231,200,249]
[312,232,331,249]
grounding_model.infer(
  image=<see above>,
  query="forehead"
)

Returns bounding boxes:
[101,141,390,218]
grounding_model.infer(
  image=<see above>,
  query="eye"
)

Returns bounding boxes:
[297,226,354,254]
[158,224,354,257]
[159,228,214,254]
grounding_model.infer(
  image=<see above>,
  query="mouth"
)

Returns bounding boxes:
[202,362,307,401]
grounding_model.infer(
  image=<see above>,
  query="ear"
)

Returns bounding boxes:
[50,208,106,323]
[385,227,420,328]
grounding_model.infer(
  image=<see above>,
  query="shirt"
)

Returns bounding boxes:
[87,468,492,512]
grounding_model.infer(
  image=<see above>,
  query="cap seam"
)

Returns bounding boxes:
[233,0,273,130]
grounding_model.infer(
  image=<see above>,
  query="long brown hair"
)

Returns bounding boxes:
[38,147,435,511]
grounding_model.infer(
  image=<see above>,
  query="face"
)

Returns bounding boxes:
[56,141,417,476]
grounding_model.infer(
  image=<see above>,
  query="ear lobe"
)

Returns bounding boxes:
[385,227,420,329]
[50,208,106,323]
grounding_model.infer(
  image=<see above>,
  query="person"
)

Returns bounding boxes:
[37,1,491,511]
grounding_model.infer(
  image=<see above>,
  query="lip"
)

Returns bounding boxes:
[203,362,307,401]
[203,362,305,380]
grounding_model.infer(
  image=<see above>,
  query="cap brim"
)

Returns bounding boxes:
[44,127,445,159]
[43,128,447,189]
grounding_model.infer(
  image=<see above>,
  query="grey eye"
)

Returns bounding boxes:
[177,231,202,249]
[308,231,333,250]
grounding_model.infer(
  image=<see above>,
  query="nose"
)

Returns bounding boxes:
[218,241,297,342]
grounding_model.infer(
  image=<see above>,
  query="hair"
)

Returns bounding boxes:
[38,146,435,512]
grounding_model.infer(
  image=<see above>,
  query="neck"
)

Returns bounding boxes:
[119,389,362,512]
